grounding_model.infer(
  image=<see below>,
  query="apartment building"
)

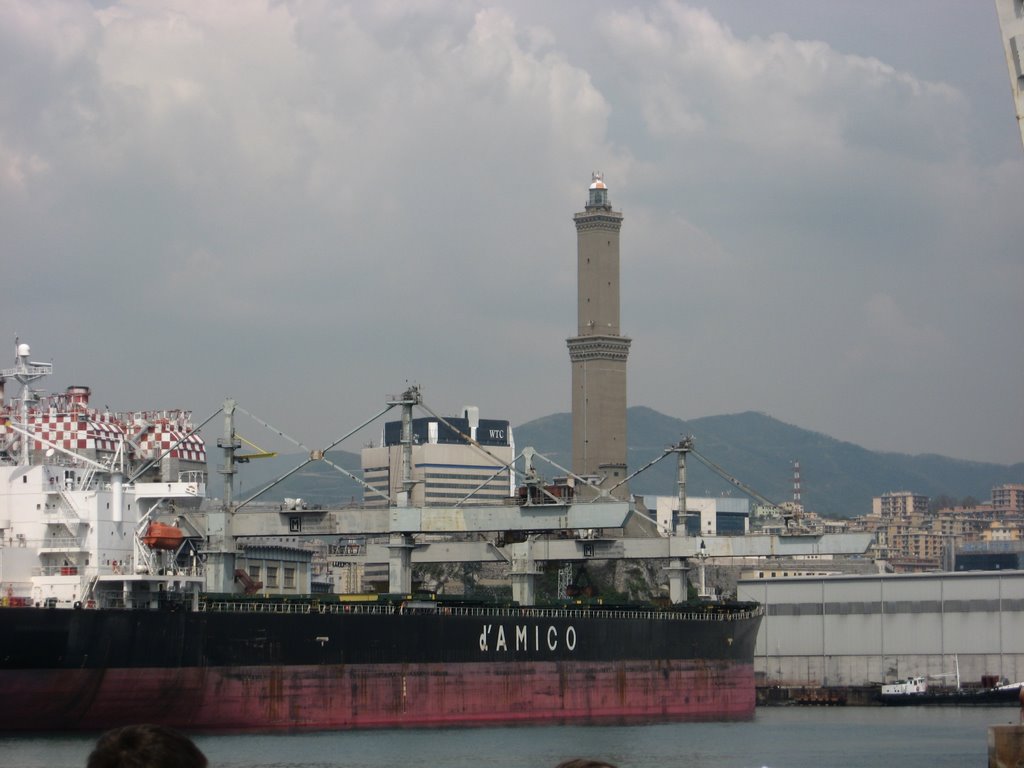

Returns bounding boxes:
[872,491,929,519]
[992,483,1024,515]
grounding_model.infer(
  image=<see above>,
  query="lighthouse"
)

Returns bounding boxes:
[566,173,631,498]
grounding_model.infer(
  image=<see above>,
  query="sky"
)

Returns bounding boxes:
[1,1,1022,465]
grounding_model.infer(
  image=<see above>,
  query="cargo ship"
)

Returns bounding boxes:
[0,342,763,732]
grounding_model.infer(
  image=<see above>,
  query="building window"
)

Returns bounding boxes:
[250,566,260,582]
[284,567,295,589]
[267,566,278,587]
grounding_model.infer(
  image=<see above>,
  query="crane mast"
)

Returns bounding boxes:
[996,0,1024,150]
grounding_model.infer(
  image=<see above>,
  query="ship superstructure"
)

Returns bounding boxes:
[0,342,206,610]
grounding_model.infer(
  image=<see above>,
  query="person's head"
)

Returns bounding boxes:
[87,724,207,768]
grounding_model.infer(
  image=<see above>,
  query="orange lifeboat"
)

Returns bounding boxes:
[142,522,184,550]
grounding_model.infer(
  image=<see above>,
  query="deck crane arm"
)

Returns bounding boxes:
[687,448,796,526]
[234,435,278,463]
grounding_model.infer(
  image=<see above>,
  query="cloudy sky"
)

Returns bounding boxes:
[1,1,1021,465]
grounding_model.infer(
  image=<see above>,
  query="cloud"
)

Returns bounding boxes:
[844,293,947,369]
[0,139,49,189]
[597,4,966,159]
[0,0,1019,465]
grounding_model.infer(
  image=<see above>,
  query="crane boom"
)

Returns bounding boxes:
[995,0,1024,150]
[688,448,779,511]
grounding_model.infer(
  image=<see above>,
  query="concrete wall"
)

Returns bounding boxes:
[737,570,1024,687]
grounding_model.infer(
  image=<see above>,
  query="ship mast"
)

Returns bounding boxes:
[0,342,53,466]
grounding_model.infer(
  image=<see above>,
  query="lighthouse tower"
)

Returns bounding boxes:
[566,173,631,498]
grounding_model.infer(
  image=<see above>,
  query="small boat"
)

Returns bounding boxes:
[879,675,1024,706]
[881,676,927,697]
[141,522,185,550]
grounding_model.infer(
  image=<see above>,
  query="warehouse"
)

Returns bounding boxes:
[737,570,1024,687]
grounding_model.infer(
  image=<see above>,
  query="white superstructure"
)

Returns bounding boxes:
[880,677,927,696]
[0,342,207,609]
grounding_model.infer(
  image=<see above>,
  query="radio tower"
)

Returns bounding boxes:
[792,460,802,506]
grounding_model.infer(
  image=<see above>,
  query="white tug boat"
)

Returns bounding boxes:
[880,676,928,696]
[879,672,1023,706]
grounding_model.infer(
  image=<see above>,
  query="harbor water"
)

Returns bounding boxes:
[2,706,1016,768]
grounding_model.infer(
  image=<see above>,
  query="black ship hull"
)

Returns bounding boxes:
[0,601,762,731]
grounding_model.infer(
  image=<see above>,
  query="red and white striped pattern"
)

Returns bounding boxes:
[16,414,122,453]
[136,426,206,463]
[0,407,206,464]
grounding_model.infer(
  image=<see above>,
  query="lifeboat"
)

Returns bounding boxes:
[142,522,184,550]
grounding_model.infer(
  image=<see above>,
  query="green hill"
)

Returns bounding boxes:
[515,408,1023,518]
[207,408,1022,518]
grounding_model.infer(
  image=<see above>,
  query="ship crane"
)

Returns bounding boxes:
[663,438,798,528]
[685,446,799,528]
[996,0,1024,151]
[216,392,871,604]
[233,435,277,463]
[614,435,793,528]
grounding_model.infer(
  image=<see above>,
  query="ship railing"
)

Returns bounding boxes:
[199,600,764,622]
[200,600,402,615]
[0,580,32,605]
[436,605,765,622]
[34,565,83,576]
[8,536,81,549]
[37,536,85,550]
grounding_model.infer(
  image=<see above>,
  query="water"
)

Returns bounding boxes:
[2,707,1014,768]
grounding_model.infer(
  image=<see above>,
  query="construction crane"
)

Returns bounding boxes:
[995,0,1024,150]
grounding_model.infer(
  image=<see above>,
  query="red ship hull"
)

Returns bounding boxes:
[0,659,755,732]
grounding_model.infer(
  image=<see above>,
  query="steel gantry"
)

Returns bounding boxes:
[204,391,872,605]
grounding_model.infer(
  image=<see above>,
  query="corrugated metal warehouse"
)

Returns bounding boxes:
[737,571,1024,687]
